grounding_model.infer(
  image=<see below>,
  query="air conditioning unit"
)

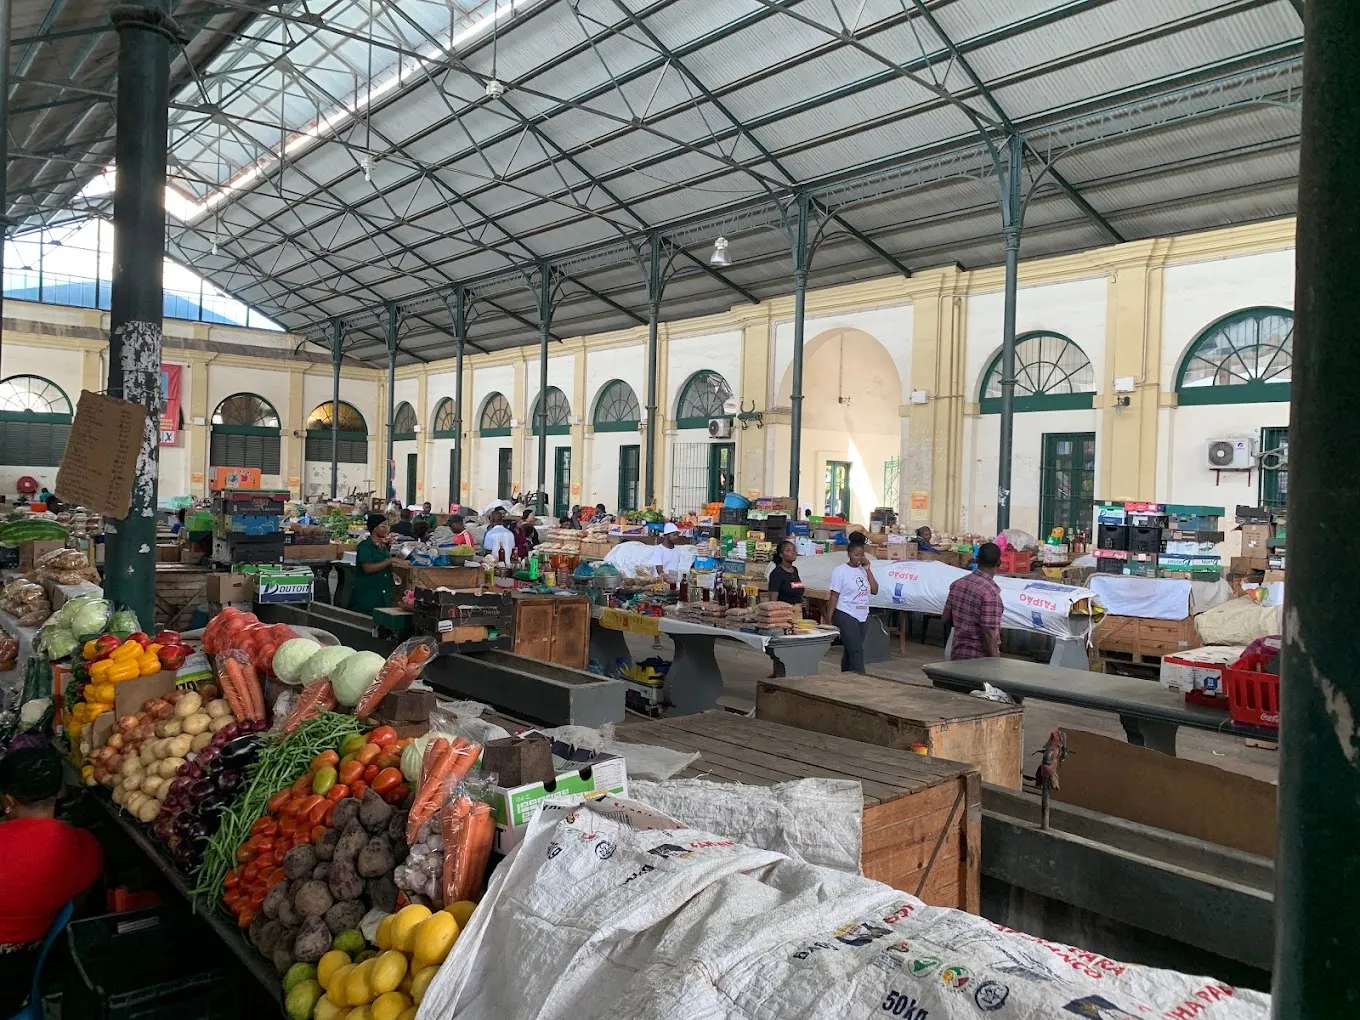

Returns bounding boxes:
[707,417,733,439]
[1206,438,1254,471]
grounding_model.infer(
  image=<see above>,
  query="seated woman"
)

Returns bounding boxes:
[0,746,103,1015]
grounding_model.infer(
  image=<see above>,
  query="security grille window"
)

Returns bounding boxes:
[979,333,1095,413]
[392,401,417,440]
[211,393,279,428]
[675,370,733,428]
[305,401,368,464]
[0,374,73,466]
[209,392,282,472]
[593,380,641,431]
[432,398,458,437]
[479,393,512,436]
[532,386,571,435]
[1176,308,1293,404]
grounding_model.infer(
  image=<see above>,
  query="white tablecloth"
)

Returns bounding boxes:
[1088,575,1233,619]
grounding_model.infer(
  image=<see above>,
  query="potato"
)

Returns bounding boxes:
[174,691,203,718]
[160,756,187,778]
[140,742,159,765]
[190,732,213,752]
[136,798,160,823]
[162,719,183,738]
[122,771,144,792]
[141,776,163,798]
[121,756,144,777]
[112,785,127,806]
[206,698,233,719]
[210,715,235,733]
[126,792,148,815]
[168,734,194,758]
[181,712,211,736]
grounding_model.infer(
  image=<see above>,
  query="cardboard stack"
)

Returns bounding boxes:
[1228,504,1285,596]
[1094,501,1224,579]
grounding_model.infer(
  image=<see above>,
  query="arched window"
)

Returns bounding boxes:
[675,370,733,428]
[479,392,512,437]
[210,393,281,473]
[593,379,640,432]
[431,397,458,438]
[0,374,73,466]
[392,401,417,440]
[979,332,1095,413]
[532,386,571,435]
[1175,307,1293,404]
[305,401,368,463]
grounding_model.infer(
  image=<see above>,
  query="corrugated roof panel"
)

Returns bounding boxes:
[773,109,981,183]
[641,0,768,52]
[751,83,965,162]
[718,47,931,124]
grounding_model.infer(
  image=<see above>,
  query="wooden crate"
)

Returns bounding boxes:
[757,675,1023,789]
[1094,614,1200,658]
[391,562,483,591]
[617,711,980,912]
[153,564,211,629]
[513,594,591,670]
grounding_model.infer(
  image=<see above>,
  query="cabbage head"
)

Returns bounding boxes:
[331,650,385,707]
[68,599,113,641]
[297,645,356,688]
[272,637,322,684]
[107,608,140,641]
[40,624,79,661]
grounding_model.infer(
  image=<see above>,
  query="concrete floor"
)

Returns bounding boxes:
[622,629,1280,785]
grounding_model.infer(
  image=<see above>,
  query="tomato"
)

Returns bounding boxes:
[338,760,364,786]
[394,737,413,750]
[311,749,340,772]
[238,908,256,929]
[249,887,268,909]
[326,783,350,802]
[291,772,315,795]
[235,844,256,864]
[339,732,367,758]
[278,814,298,837]
[250,816,278,837]
[312,766,337,796]
[253,837,276,856]
[284,795,310,817]
[382,783,410,805]
[339,753,358,771]
[355,742,383,765]
[266,789,292,814]
[349,779,368,800]
[323,801,336,826]
[372,767,403,794]
[375,752,401,771]
[266,868,287,888]
[306,799,330,827]
[367,725,398,747]
[222,891,244,913]
[224,869,240,889]
[362,764,379,784]
[295,794,325,819]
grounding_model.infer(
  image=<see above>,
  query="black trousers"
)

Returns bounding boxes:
[0,947,37,1015]
[833,610,868,673]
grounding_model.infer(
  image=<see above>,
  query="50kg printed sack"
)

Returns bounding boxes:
[419,798,1268,1020]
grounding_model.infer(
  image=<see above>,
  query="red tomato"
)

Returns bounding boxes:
[238,908,256,929]
[291,773,314,795]
[363,764,380,783]
[349,780,368,800]
[394,737,413,750]
[266,789,292,814]
[367,726,398,747]
[311,750,340,772]
[250,816,278,837]
[253,837,276,855]
[338,760,363,786]
[372,767,403,794]
[326,783,350,802]
[235,844,256,864]
[279,815,298,837]
[323,801,336,826]
[224,869,240,889]
[310,825,328,844]
[306,800,330,827]
[266,868,287,888]
[382,783,410,805]
[355,743,382,765]
[295,794,325,819]
[222,891,244,913]
[249,887,268,909]
[375,752,401,771]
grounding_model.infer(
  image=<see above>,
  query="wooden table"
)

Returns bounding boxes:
[921,656,1278,754]
[617,711,981,911]
[757,674,1024,788]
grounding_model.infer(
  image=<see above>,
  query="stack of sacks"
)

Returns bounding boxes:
[756,600,801,632]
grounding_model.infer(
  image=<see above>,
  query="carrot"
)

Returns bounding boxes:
[407,738,477,843]
[218,658,250,720]
[281,680,336,734]
[457,802,496,902]
[440,797,472,905]
[352,652,408,718]
[239,659,266,721]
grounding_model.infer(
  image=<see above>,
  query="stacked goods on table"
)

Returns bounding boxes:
[754,599,800,631]
[34,544,96,584]
[666,602,728,625]
[534,527,583,557]
[213,488,290,566]
[1095,501,1224,579]
[0,577,52,627]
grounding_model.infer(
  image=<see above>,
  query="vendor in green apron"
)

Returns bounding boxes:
[349,513,395,614]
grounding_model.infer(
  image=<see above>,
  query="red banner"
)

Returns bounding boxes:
[159,364,182,446]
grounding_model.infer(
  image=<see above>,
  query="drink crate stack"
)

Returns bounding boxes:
[411,588,514,654]
[210,488,289,566]
[1093,501,1224,579]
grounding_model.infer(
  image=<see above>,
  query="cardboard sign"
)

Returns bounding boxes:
[55,390,148,517]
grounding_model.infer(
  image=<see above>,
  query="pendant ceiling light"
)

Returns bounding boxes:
[709,236,732,267]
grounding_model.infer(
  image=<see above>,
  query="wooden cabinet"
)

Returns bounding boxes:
[513,595,591,670]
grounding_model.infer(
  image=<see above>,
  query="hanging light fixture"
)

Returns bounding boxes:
[709,235,732,267]
[360,153,375,182]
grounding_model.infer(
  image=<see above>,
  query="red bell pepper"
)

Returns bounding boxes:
[127,632,153,650]
[153,630,181,646]
[92,633,121,659]
[157,644,189,670]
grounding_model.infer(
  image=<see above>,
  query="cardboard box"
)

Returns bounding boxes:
[1160,648,1241,695]
[391,562,483,591]
[1238,523,1273,553]
[20,540,64,570]
[1264,570,1286,583]
[211,467,261,490]
[253,568,314,603]
[114,672,179,718]
[55,390,147,517]
[482,745,627,851]
[207,572,254,603]
[1230,556,1268,575]
[284,542,338,562]
[180,547,204,565]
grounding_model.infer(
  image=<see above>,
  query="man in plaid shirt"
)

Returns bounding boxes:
[943,542,1003,660]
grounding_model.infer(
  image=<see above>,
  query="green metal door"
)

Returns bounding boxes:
[618,444,640,511]
[405,453,417,506]
[707,443,734,503]
[1039,432,1096,539]
[496,448,513,500]
[553,447,571,518]
[1259,426,1289,510]
[824,460,851,517]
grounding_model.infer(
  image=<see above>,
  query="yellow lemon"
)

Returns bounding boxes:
[349,1007,372,1020]
[318,950,352,990]
[446,901,476,929]
[369,950,408,997]
[375,914,395,951]
[313,998,347,1020]
[371,990,412,1020]
[390,904,431,954]
[326,965,355,1007]
[410,965,439,1005]
[397,1009,418,1020]
[412,911,459,969]
[345,959,377,1007]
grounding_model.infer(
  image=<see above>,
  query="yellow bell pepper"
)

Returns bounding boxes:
[137,655,161,676]
[88,659,113,681]
[105,659,141,683]
[146,643,163,656]
[89,682,117,704]
[84,701,113,718]
[109,640,140,660]
[82,640,100,661]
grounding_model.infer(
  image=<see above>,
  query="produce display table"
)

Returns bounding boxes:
[920,656,1278,754]
[588,605,837,715]
[616,711,981,911]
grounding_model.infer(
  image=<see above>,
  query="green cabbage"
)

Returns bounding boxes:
[59,594,100,629]
[107,608,140,641]
[67,599,113,641]
[330,650,385,707]
[39,623,79,661]
[272,637,322,684]
[296,645,356,688]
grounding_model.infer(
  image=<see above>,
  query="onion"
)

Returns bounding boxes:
[165,689,184,705]
[107,732,125,749]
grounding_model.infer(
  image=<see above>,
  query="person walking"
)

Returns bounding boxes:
[942,541,1004,660]
[828,535,877,673]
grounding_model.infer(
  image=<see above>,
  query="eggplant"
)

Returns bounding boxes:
[216,770,244,795]
[216,736,261,771]
[189,779,214,802]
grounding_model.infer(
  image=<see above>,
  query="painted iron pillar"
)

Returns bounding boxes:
[450,286,470,508]
[103,2,173,627]
[1274,0,1360,1015]
[994,132,1024,533]
[787,194,811,504]
[329,319,342,499]
[384,304,398,502]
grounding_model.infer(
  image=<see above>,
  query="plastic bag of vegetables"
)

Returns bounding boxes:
[107,607,141,641]
[36,618,79,661]
[61,596,112,640]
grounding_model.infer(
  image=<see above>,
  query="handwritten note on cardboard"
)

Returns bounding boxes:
[56,390,148,517]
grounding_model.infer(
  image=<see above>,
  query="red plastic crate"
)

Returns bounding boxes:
[1225,667,1280,729]
[999,548,1033,574]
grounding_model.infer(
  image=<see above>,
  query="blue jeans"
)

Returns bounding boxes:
[833,610,868,673]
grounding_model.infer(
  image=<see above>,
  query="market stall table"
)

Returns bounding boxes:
[920,656,1278,754]
[588,605,837,715]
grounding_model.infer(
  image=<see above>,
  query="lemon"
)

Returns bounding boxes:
[346,958,377,1007]
[410,964,439,1005]
[446,901,476,929]
[370,950,408,997]
[391,904,432,954]
[313,997,347,1020]
[371,990,412,1020]
[349,1007,372,1020]
[318,950,352,991]
[398,1008,418,1020]
[412,911,459,969]
[326,965,355,1007]
[375,914,395,951]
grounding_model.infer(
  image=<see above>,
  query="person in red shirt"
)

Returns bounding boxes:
[942,541,1004,660]
[0,746,103,1015]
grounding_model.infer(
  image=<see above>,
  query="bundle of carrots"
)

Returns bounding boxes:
[218,650,266,722]
[441,795,496,904]
[353,637,436,719]
[280,679,337,735]
[406,735,481,843]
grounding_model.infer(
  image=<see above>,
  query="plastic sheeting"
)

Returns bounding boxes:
[1088,576,1233,619]
[420,796,1269,1020]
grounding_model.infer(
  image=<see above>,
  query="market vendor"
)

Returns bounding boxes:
[828,533,877,673]
[390,508,416,538]
[767,540,805,605]
[915,525,940,553]
[447,514,476,547]
[483,510,517,562]
[415,502,438,530]
[350,513,396,614]
[651,522,687,577]
[0,746,103,1016]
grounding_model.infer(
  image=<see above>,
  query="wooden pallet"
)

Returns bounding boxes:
[1090,650,1162,680]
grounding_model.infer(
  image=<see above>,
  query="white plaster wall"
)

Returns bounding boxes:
[209,363,291,425]
[585,345,645,421]
[772,305,913,404]
[425,437,457,512]
[474,437,513,509]
[666,330,742,413]
[587,430,642,511]
[964,276,1108,400]
[524,354,577,421]
[1160,250,1295,383]
[962,409,1101,538]
[391,438,419,504]
[302,372,379,498]
[425,370,459,429]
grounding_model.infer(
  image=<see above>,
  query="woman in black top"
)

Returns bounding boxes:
[767,540,804,605]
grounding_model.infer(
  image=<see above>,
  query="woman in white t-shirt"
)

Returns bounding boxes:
[827,537,878,673]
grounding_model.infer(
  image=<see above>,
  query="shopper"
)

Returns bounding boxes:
[446,514,476,547]
[565,505,583,530]
[170,508,187,536]
[483,511,517,563]
[390,508,416,538]
[520,509,540,549]
[0,746,103,1015]
[942,541,1003,660]
[828,535,877,673]
[350,513,395,614]
[767,540,805,605]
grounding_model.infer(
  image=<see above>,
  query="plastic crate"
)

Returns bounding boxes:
[66,908,243,1019]
[998,548,1033,574]
[1128,526,1162,554]
[1097,524,1129,550]
[1225,667,1281,729]
[718,507,748,524]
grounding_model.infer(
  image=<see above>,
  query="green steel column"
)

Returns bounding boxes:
[1274,0,1360,1015]
[787,194,810,503]
[0,0,11,379]
[329,319,342,499]
[102,2,172,627]
[535,266,552,517]
[644,233,662,509]
[450,286,468,507]
[384,304,398,502]
[996,132,1024,533]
